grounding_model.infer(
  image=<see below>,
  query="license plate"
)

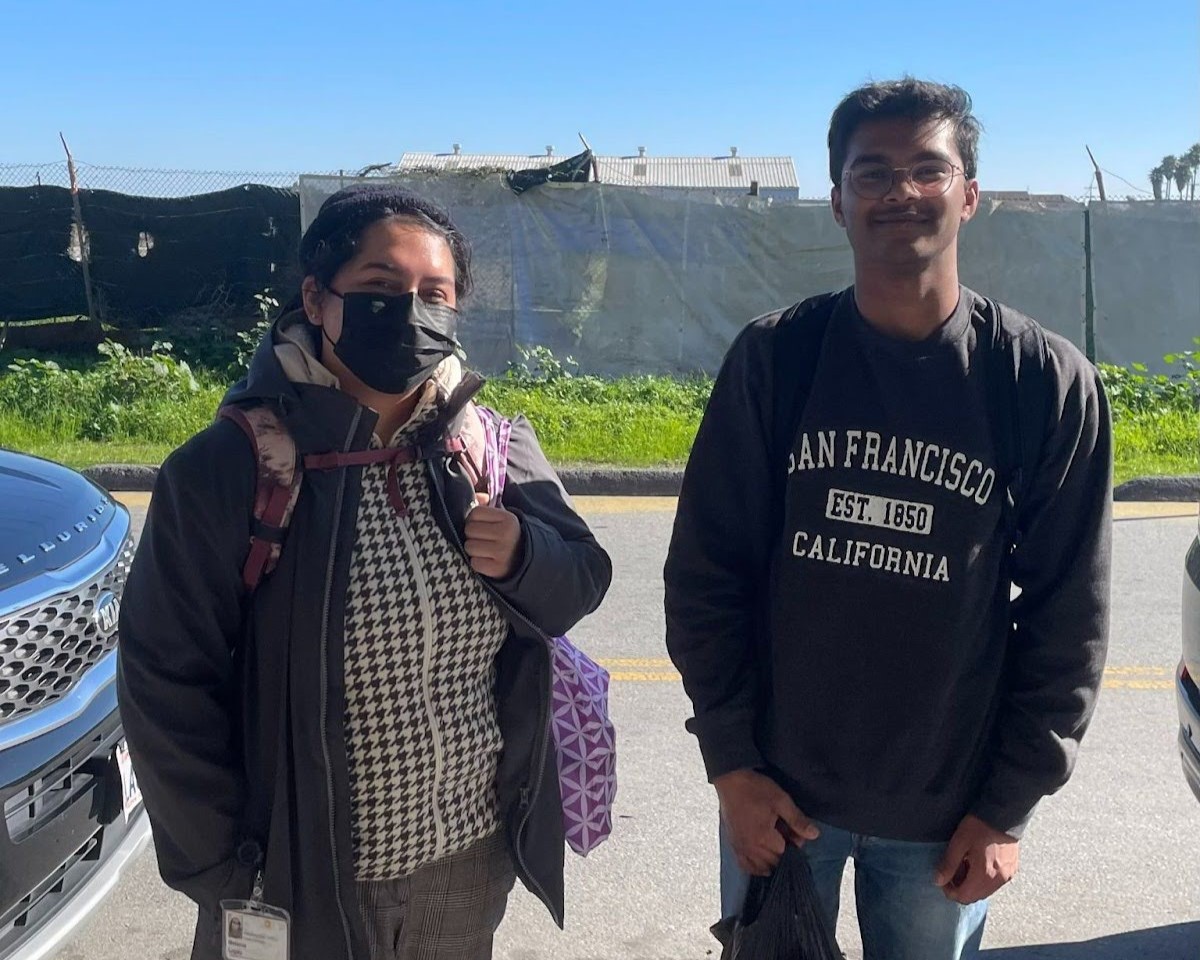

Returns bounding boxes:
[114,739,143,822]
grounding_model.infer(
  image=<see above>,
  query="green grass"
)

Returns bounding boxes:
[478,382,704,467]
[1112,410,1199,485]
[0,347,1195,485]
[5,393,1195,486]
[0,411,177,469]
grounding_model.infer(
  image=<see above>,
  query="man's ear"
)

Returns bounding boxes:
[960,178,981,225]
[831,185,846,228]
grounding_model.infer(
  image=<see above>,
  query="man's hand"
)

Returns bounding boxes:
[464,493,523,579]
[714,768,820,877]
[934,814,1020,905]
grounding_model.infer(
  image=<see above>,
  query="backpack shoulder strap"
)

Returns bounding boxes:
[217,403,303,591]
[770,291,842,518]
[770,292,841,469]
[473,403,513,503]
[981,297,1050,549]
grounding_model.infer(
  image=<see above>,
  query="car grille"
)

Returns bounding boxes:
[0,825,102,945]
[3,718,119,843]
[0,536,135,724]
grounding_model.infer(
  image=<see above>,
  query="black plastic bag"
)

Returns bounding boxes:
[711,845,842,960]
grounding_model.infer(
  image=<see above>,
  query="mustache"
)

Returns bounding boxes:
[871,208,934,222]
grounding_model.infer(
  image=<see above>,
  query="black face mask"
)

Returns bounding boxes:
[323,290,460,396]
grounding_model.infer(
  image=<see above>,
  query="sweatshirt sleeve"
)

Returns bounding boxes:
[116,421,259,911]
[971,334,1113,837]
[664,318,778,782]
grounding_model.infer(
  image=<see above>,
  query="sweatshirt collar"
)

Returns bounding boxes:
[846,285,972,360]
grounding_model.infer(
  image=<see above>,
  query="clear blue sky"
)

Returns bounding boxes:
[3,0,1197,198]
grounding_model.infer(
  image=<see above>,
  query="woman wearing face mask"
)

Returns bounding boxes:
[117,186,613,960]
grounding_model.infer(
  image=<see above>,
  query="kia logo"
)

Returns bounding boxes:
[94,592,120,638]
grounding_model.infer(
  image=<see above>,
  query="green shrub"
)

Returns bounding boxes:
[157,290,280,379]
[1099,342,1199,416]
[0,340,224,445]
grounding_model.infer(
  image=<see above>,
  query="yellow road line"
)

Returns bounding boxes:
[1104,665,1169,675]
[1114,502,1198,521]
[599,661,1177,691]
[110,491,1186,689]
[609,671,685,682]
[574,496,679,514]
[114,492,1195,522]
[112,491,681,514]
[577,499,1196,520]
[606,673,1175,690]
[1104,679,1173,690]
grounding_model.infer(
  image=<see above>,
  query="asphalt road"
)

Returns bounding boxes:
[55,497,1200,960]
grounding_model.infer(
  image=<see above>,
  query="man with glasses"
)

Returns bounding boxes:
[665,79,1111,959]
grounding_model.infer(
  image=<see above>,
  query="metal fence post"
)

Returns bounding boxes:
[60,134,99,326]
[1083,205,1096,363]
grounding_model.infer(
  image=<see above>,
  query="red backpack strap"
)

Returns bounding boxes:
[302,437,466,519]
[218,404,303,592]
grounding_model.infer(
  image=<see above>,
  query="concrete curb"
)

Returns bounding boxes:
[558,467,684,496]
[83,464,159,492]
[80,463,687,497]
[81,464,1200,503]
[1112,474,1200,503]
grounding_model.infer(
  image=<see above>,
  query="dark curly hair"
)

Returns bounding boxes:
[299,185,473,298]
[828,78,982,185]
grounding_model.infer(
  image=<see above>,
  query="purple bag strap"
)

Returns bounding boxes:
[475,405,513,502]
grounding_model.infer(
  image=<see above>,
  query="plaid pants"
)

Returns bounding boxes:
[355,832,516,960]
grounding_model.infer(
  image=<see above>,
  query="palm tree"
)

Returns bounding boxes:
[1150,165,1164,200]
[1185,143,1200,201]
[1161,155,1178,199]
[1174,161,1191,200]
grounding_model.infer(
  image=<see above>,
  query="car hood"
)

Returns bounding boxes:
[0,450,120,596]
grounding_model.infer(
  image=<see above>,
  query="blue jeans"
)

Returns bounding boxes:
[720,820,988,960]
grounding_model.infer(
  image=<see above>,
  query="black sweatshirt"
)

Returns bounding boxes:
[664,287,1112,842]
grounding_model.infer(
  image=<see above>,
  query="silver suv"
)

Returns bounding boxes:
[1179,509,1200,803]
[0,450,150,959]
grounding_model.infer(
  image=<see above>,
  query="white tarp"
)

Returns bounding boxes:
[300,175,1195,375]
[1091,202,1200,371]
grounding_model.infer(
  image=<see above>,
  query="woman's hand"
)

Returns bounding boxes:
[464,493,523,579]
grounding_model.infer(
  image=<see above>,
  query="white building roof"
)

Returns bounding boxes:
[397,150,798,190]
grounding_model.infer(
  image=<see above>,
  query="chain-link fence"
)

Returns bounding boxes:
[0,162,311,342]
[1,158,1194,373]
[0,160,1101,205]
[0,161,311,198]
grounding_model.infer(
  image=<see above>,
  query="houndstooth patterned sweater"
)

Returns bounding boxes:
[342,402,510,881]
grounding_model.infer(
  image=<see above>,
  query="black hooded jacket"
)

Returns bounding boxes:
[117,317,612,959]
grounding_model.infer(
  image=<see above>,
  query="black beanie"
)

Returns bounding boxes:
[296,185,470,297]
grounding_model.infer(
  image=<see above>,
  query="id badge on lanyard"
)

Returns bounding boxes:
[221,870,291,960]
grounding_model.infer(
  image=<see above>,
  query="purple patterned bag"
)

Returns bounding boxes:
[475,406,616,856]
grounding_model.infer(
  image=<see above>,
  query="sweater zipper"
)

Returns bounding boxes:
[427,468,561,926]
[395,510,448,859]
[320,409,362,960]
